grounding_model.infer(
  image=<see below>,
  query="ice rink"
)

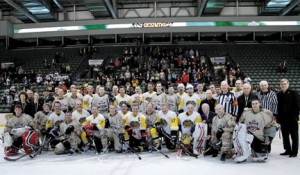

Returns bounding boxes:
[1,127,299,175]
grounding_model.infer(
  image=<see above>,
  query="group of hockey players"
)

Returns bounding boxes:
[2,80,284,163]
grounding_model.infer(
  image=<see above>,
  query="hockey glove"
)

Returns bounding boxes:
[118,133,125,144]
[65,125,75,135]
[49,129,59,139]
[216,127,224,139]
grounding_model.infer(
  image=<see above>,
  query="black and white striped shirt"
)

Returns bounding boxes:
[217,91,238,116]
[257,90,278,115]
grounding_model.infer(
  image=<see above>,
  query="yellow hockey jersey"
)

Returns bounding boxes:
[178,94,201,112]
[178,111,202,135]
[125,112,147,138]
[158,110,179,135]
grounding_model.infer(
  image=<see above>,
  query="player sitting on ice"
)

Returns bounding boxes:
[157,103,179,151]
[142,103,161,152]
[106,104,125,153]
[3,104,38,157]
[178,103,203,157]
[210,104,236,161]
[124,103,147,152]
[82,106,110,154]
[234,98,274,162]
[54,111,82,155]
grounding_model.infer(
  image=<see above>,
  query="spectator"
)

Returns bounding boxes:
[181,71,189,86]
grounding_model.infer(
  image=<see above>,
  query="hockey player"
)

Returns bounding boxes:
[54,111,82,155]
[195,83,206,101]
[132,94,147,113]
[3,104,35,156]
[124,103,147,152]
[152,82,167,111]
[52,88,68,112]
[46,101,66,148]
[211,104,236,161]
[34,103,51,148]
[176,83,187,100]
[238,98,274,162]
[92,86,110,117]
[158,103,179,151]
[178,84,201,112]
[178,103,202,155]
[83,106,109,154]
[166,86,180,113]
[131,86,144,103]
[114,86,132,111]
[118,102,131,120]
[72,101,90,123]
[143,82,156,103]
[82,85,94,112]
[106,105,125,153]
[142,103,161,151]
[68,88,82,111]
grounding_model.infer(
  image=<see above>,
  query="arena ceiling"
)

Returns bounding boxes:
[0,0,299,23]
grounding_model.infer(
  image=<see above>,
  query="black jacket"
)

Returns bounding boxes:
[198,98,217,115]
[277,88,300,123]
[201,111,217,134]
[237,93,258,118]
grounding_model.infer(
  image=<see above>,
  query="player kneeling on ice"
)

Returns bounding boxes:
[106,104,125,153]
[45,101,65,149]
[54,111,82,155]
[178,103,204,156]
[210,104,236,161]
[34,103,51,150]
[3,104,38,157]
[234,98,275,162]
[124,103,147,152]
[82,106,110,154]
[157,103,179,151]
[143,103,161,152]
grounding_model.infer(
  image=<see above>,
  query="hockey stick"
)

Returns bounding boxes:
[110,127,142,160]
[151,146,169,158]
[4,152,30,161]
[177,141,198,159]
[159,128,198,159]
[4,137,53,161]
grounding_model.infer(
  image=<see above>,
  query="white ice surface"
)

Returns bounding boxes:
[0,127,299,175]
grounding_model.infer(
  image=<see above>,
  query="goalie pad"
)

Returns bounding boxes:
[232,124,252,163]
[192,123,208,155]
[22,130,39,154]
[264,126,277,143]
[3,132,13,147]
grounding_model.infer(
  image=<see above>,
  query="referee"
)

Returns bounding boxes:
[217,81,238,117]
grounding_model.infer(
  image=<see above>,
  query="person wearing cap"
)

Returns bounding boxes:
[176,83,187,100]
[178,84,201,112]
